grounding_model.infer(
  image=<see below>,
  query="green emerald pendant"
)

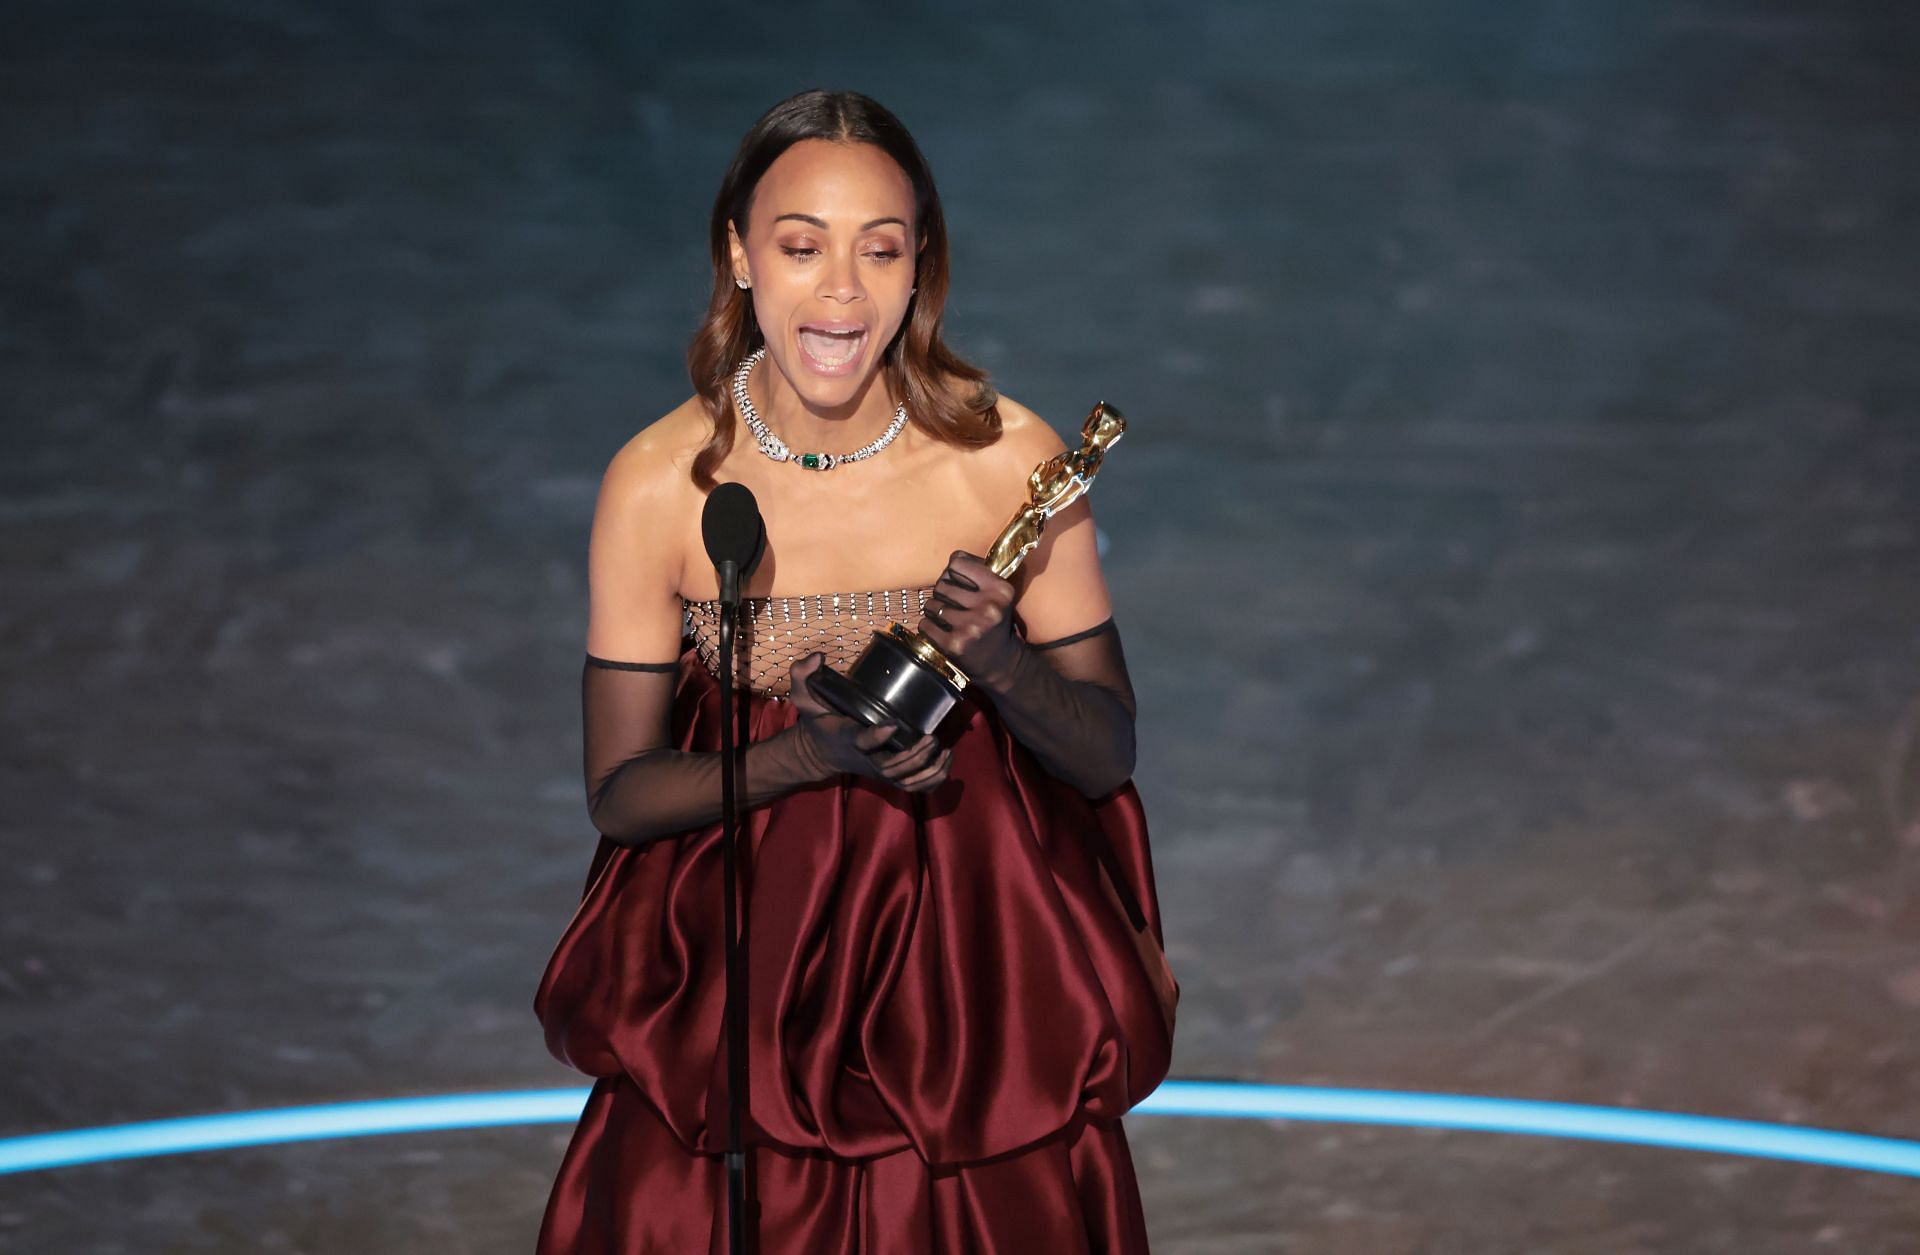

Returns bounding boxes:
[799,452,823,470]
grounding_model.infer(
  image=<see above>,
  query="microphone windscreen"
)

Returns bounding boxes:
[701,481,766,577]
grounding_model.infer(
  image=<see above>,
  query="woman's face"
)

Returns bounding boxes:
[728,138,920,411]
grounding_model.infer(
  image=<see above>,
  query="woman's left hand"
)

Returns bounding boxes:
[918,550,1022,687]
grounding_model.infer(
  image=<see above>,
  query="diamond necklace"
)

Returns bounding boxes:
[730,346,910,471]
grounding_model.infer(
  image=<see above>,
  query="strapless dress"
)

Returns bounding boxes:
[534,586,1176,1253]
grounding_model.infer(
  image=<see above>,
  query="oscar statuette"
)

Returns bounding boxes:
[805,401,1127,752]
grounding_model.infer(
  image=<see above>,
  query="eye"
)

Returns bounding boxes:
[864,249,903,262]
[780,246,819,260]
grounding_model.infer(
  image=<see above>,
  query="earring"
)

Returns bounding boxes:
[736,276,750,289]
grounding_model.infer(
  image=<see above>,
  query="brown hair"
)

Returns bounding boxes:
[685,89,1001,489]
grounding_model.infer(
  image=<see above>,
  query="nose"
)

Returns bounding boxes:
[816,248,863,303]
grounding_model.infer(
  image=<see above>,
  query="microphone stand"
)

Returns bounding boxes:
[715,557,755,1255]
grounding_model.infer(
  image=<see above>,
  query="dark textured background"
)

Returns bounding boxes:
[3,1,1918,1250]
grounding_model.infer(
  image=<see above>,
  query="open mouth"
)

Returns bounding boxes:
[797,325,868,373]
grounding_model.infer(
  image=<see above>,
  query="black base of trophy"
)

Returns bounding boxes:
[805,627,964,755]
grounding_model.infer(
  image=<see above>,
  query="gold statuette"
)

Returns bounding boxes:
[985,401,1127,577]
[807,402,1128,752]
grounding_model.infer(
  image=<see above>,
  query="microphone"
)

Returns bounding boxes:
[702,482,765,607]
[700,482,764,1250]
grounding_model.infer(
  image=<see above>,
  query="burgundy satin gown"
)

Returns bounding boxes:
[533,638,1177,1252]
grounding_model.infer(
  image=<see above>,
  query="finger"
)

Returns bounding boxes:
[874,733,939,774]
[852,723,899,753]
[929,593,985,631]
[898,748,954,791]
[871,733,936,771]
[939,562,980,593]
[947,551,1000,582]
[922,605,955,633]
[918,618,953,654]
[900,746,953,785]
[935,600,999,632]
[788,652,829,714]
[943,566,1013,616]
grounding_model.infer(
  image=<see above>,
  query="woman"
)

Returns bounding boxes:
[534,88,1177,1252]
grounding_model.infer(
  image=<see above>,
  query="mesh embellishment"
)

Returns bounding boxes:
[684,586,939,699]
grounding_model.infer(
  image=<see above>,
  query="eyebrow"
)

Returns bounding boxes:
[772,213,910,231]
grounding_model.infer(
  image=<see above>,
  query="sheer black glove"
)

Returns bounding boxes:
[581,648,960,848]
[917,551,1138,799]
[789,651,955,793]
[580,657,807,846]
[917,551,1023,686]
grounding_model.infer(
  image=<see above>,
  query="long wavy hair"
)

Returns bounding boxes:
[685,89,1001,489]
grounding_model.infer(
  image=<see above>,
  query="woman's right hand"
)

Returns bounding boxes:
[787,652,954,792]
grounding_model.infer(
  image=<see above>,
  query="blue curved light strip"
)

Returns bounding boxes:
[5,1082,1920,1178]
[0,1091,588,1177]
[1146,1082,1920,1177]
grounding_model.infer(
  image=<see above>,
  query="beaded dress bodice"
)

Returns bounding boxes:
[683,585,938,699]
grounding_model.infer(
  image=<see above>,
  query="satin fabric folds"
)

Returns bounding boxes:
[534,642,1177,1252]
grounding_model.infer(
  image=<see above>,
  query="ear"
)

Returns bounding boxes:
[726,219,750,286]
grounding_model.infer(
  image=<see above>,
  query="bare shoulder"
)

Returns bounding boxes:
[982,395,1115,636]
[584,398,709,659]
[592,397,713,577]
[978,393,1068,475]
[600,396,709,511]
[610,396,710,477]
